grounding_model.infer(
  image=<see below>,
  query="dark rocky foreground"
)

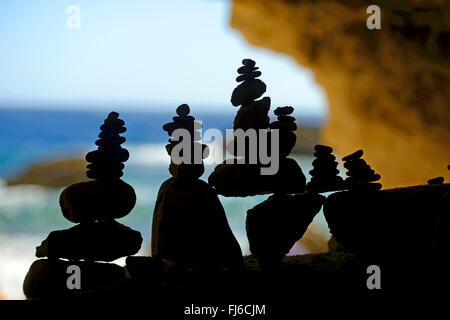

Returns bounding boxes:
[22,251,447,304]
[324,183,450,259]
[22,183,449,302]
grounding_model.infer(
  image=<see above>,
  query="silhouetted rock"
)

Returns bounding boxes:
[269,106,297,159]
[225,59,272,163]
[163,104,208,162]
[342,149,382,191]
[152,178,243,269]
[341,149,363,162]
[231,59,267,107]
[23,112,142,299]
[307,144,344,193]
[428,176,444,184]
[209,158,306,197]
[36,220,142,262]
[152,106,243,269]
[125,256,169,282]
[23,259,126,299]
[233,97,271,132]
[169,163,205,180]
[59,179,136,223]
[246,192,325,268]
[85,112,129,180]
[231,59,270,132]
[324,183,450,260]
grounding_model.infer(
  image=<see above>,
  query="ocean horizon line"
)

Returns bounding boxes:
[0,104,326,125]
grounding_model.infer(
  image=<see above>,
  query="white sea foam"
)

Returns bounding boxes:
[127,144,170,166]
[0,179,53,217]
[0,233,44,300]
[0,233,151,300]
[127,140,228,167]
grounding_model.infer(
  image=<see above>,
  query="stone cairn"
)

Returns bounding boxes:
[228,59,270,162]
[307,145,344,193]
[270,106,297,160]
[23,112,142,299]
[209,59,325,269]
[209,59,305,196]
[231,59,269,131]
[85,112,128,180]
[150,104,243,269]
[342,149,382,191]
[162,103,206,176]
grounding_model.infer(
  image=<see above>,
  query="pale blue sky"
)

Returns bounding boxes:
[0,0,327,116]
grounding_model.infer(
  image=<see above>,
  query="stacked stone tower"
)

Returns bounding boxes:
[23,112,142,299]
[209,59,324,269]
[342,149,382,191]
[307,145,344,193]
[151,104,243,269]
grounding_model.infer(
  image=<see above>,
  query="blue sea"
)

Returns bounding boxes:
[0,108,327,299]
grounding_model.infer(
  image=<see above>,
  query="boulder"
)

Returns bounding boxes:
[169,162,204,180]
[208,158,306,197]
[151,178,243,268]
[231,79,267,107]
[23,259,126,299]
[36,220,142,262]
[246,192,325,268]
[59,179,136,223]
[324,183,450,260]
[233,97,270,131]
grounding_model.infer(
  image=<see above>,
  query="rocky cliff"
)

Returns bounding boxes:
[7,158,88,188]
[231,0,450,188]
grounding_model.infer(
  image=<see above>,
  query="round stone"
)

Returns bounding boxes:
[59,179,137,223]
[237,65,258,74]
[314,144,333,153]
[242,59,256,68]
[277,115,295,122]
[342,149,364,161]
[85,148,129,164]
[98,126,126,138]
[231,79,267,106]
[106,111,119,121]
[236,71,261,82]
[428,177,444,184]
[169,162,205,180]
[95,136,126,147]
[176,104,190,116]
[269,121,297,131]
[274,106,294,116]
[35,220,142,262]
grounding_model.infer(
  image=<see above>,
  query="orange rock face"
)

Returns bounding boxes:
[231,0,450,187]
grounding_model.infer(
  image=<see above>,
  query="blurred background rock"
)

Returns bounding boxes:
[231,0,450,188]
